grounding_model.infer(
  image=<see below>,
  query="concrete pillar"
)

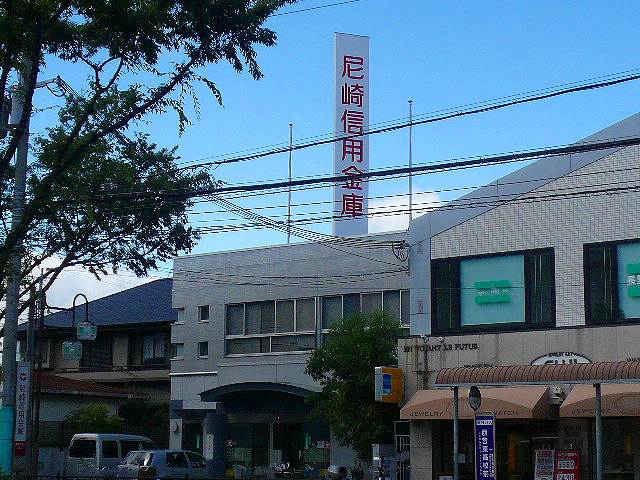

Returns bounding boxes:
[204,404,227,478]
[410,421,433,480]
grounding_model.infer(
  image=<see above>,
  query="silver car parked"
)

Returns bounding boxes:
[117,449,208,480]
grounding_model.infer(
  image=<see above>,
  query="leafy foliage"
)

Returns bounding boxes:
[0,0,295,317]
[305,311,402,460]
[65,404,123,434]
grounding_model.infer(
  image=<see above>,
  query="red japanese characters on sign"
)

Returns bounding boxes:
[554,450,580,480]
[333,33,369,236]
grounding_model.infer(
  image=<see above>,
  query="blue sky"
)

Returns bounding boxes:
[31,0,640,303]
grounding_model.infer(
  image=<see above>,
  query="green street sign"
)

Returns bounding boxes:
[63,340,82,360]
[77,321,97,341]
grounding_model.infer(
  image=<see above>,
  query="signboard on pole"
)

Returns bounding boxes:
[63,339,83,360]
[554,450,580,480]
[14,362,31,456]
[535,449,555,480]
[474,413,496,480]
[333,32,369,237]
[77,321,97,341]
[374,367,404,403]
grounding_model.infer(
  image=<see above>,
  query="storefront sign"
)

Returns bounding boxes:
[554,450,580,480]
[474,413,496,480]
[403,342,479,353]
[535,449,555,480]
[627,263,640,297]
[531,353,591,366]
[475,280,512,304]
[14,362,31,457]
[333,33,369,236]
[375,366,404,403]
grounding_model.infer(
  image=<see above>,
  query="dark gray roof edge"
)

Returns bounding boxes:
[409,112,640,241]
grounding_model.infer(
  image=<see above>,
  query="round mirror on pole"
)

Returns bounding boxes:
[469,385,482,411]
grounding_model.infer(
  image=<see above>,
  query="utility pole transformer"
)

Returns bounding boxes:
[0,65,32,471]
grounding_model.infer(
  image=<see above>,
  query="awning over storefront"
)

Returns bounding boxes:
[435,361,640,387]
[400,386,552,420]
[560,383,640,417]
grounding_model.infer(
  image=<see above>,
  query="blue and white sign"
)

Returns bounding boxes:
[475,413,496,480]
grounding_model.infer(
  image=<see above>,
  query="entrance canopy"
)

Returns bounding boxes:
[400,386,552,420]
[560,383,640,417]
[435,361,640,387]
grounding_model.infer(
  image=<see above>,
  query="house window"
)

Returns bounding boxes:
[80,335,113,370]
[432,249,555,333]
[198,341,209,358]
[130,333,168,366]
[225,298,317,355]
[198,305,210,322]
[585,240,640,324]
[172,343,184,359]
[175,308,185,323]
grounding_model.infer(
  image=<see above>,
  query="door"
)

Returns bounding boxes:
[185,451,209,479]
[274,423,302,469]
[67,438,98,476]
[165,451,191,479]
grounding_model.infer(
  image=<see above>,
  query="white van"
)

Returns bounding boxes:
[66,433,156,478]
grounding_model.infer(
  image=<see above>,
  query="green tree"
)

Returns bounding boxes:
[0,0,295,317]
[305,311,402,460]
[65,404,123,434]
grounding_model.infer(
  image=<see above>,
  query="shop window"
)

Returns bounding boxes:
[198,305,209,322]
[296,298,316,332]
[271,335,316,352]
[432,249,555,333]
[198,341,209,358]
[585,240,640,324]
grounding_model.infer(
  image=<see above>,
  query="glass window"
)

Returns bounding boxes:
[120,440,140,458]
[143,335,154,362]
[362,292,382,313]
[322,296,342,329]
[296,298,316,332]
[80,335,113,370]
[401,290,410,326]
[226,338,260,355]
[260,301,275,334]
[617,242,640,319]
[173,343,184,358]
[343,293,360,319]
[433,250,555,332]
[198,305,210,321]
[198,341,209,357]
[166,451,189,468]
[69,439,96,458]
[226,304,244,335]
[382,290,401,320]
[102,440,118,459]
[186,451,207,468]
[276,300,295,333]
[271,334,316,352]
[245,302,262,334]
[175,308,185,323]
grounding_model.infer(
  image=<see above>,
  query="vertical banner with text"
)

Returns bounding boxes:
[14,362,31,456]
[333,33,369,237]
[474,413,496,480]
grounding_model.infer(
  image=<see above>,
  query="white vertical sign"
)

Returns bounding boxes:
[333,33,369,237]
[14,361,31,456]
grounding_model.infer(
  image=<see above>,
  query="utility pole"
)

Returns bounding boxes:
[1,65,31,471]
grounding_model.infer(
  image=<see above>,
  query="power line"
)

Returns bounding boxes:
[271,0,364,17]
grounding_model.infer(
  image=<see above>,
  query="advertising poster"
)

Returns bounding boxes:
[535,449,555,480]
[554,450,581,480]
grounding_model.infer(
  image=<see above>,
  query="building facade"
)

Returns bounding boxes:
[400,113,640,480]
[170,232,410,477]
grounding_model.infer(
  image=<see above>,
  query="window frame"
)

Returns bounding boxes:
[431,248,556,334]
[198,305,210,322]
[584,238,640,325]
[171,342,185,360]
[225,298,317,356]
[197,341,209,358]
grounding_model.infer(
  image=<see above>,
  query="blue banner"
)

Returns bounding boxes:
[475,413,496,480]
